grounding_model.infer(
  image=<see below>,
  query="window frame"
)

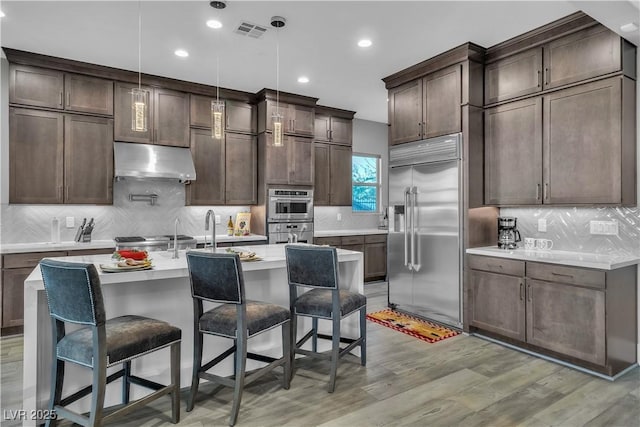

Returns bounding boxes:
[352,152,381,214]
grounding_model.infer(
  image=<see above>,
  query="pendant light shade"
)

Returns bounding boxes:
[272,16,286,147]
[131,1,148,132]
[272,112,284,147]
[211,100,224,139]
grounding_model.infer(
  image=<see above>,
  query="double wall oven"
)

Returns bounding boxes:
[267,188,314,244]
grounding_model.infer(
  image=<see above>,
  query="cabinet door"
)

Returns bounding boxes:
[543,77,621,204]
[314,114,331,142]
[9,65,64,109]
[485,48,543,104]
[365,242,387,280]
[186,128,225,205]
[9,108,64,204]
[189,94,214,128]
[423,64,461,139]
[544,25,621,90]
[388,79,422,146]
[288,104,315,136]
[526,279,605,366]
[226,100,256,134]
[64,115,114,204]
[226,133,257,205]
[330,145,352,206]
[154,88,190,147]
[289,137,314,185]
[65,74,114,115]
[330,117,353,146]
[470,270,526,341]
[114,82,153,144]
[485,98,542,205]
[314,143,331,206]
[2,268,32,327]
[262,133,290,185]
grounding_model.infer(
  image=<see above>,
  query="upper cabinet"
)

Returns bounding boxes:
[114,82,189,147]
[314,106,354,146]
[314,143,352,206]
[484,24,630,105]
[388,64,461,146]
[259,99,315,137]
[10,64,113,115]
[190,95,256,134]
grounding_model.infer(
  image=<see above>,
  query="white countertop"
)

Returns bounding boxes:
[466,246,640,270]
[315,228,388,237]
[194,234,267,244]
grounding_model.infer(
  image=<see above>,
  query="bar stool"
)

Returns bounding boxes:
[186,251,291,426]
[39,259,181,427]
[285,244,367,393]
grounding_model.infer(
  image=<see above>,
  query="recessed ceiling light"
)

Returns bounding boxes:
[620,22,639,32]
[207,19,223,29]
[358,39,372,48]
[0,10,5,18]
[174,49,189,58]
[297,76,309,84]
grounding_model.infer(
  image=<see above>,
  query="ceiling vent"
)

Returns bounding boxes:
[235,21,268,38]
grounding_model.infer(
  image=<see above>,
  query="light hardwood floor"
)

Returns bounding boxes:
[1,282,639,426]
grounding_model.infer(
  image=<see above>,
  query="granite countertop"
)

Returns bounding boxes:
[466,246,640,270]
[315,229,388,237]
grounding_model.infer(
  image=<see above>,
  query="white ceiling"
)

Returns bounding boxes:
[0,1,638,123]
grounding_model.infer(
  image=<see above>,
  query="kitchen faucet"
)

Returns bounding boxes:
[172,218,181,259]
[205,210,216,251]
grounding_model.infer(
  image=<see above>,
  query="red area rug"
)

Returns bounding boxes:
[366,309,460,343]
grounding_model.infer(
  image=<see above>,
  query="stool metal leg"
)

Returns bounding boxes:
[47,320,65,427]
[170,342,181,424]
[122,361,131,404]
[229,333,247,426]
[311,317,318,352]
[282,320,291,389]
[360,307,367,366]
[187,329,203,412]
[89,328,107,426]
[290,312,298,369]
[328,315,340,393]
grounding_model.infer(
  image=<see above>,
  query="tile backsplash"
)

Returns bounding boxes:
[314,206,382,230]
[0,180,249,244]
[501,207,640,256]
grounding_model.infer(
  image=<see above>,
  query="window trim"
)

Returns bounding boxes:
[352,152,381,214]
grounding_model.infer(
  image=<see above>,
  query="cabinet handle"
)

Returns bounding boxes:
[417,122,422,137]
[58,186,63,201]
[537,70,541,88]
[536,183,541,200]
[326,129,330,140]
[329,129,333,140]
[527,284,532,302]
[519,282,524,301]
[65,186,69,200]
[544,183,549,200]
[544,68,549,86]
[551,272,574,279]
[66,92,70,107]
[59,92,63,107]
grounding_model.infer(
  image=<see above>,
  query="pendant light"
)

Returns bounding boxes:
[271,16,286,147]
[131,0,148,132]
[210,1,225,139]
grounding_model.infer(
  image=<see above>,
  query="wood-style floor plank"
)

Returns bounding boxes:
[1,281,638,426]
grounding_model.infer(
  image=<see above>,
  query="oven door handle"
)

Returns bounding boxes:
[271,197,313,202]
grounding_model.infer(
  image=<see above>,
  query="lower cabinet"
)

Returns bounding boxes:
[315,234,387,282]
[1,248,114,335]
[469,255,637,376]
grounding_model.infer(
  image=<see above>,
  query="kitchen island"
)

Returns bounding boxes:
[22,244,363,424]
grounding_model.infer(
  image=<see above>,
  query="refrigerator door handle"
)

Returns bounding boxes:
[404,187,411,270]
[411,187,420,271]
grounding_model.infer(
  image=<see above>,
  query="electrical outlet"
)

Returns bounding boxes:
[590,220,618,235]
[65,217,75,228]
[538,218,547,232]
[215,215,221,224]
[337,213,342,221]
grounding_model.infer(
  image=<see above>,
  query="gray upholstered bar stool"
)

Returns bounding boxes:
[186,251,291,426]
[285,244,367,393]
[39,259,181,427]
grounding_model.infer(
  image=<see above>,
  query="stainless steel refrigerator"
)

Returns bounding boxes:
[388,133,463,329]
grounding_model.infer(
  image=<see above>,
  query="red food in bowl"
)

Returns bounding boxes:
[116,250,147,260]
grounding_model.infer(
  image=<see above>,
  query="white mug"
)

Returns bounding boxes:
[536,238,554,250]
[524,237,535,250]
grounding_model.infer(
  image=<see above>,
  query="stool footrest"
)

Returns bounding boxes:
[201,345,236,373]
[247,352,278,364]
[102,385,175,424]
[60,369,124,406]
[316,333,357,344]
[129,375,165,391]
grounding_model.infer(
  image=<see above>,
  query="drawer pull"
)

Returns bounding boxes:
[551,272,574,279]
[527,283,532,302]
[519,282,524,301]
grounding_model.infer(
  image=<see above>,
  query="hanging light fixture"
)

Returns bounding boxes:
[211,38,224,139]
[271,16,286,147]
[131,0,148,132]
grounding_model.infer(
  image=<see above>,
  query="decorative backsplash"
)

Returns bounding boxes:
[501,207,640,256]
[0,180,250,244]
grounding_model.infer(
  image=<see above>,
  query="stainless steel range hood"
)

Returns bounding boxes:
[114,142,196,183]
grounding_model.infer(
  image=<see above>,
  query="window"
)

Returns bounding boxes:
[352,153,380,213]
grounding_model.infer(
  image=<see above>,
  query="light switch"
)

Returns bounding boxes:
[65,217,75,228]
[538,218,547,232]
[337,213,342,221]
[215,215,221,224]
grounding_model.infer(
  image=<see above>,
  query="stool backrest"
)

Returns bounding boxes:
[186,252,245,304]
[285,245,339,289]
[39,259,106,326]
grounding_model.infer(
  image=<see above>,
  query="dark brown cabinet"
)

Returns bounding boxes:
[114,82,189,147]
[469,255,637,376]
[259,100,315,137]
[314,114,352,146]
[10,109,113,205]
[190,95,256,134]
[314,234,387,281]
[314,143,352,206]
[388,64,461,145]
[485,48,543,105]
[186,130,257,206]
[485,76,635,206]
[9,65,113,115]
[259,133,314,186]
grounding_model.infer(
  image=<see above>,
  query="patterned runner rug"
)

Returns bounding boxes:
[366,309,460,343]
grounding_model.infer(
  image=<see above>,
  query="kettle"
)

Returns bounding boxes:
[497,216,521,249]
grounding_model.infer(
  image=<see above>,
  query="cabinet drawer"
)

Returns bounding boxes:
[315,237,342,247]
[468,255,524,276]
[3,251,67,269]
[341,235,365,245]
[365,234,387,244]
[526,262,605,289]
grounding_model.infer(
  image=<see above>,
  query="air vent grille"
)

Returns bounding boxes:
[235,21,268,38]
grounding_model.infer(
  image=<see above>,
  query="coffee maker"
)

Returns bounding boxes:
[497,216,521,249]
